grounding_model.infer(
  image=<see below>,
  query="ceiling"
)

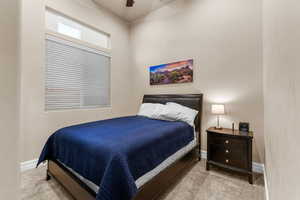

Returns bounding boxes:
[93,0,175,22]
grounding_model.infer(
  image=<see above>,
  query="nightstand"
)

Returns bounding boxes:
[206,127,254,184]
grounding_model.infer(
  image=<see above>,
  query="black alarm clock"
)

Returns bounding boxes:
[239,122,249,132]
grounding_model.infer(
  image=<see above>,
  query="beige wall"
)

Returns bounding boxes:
[130,0,264,162]
[263,0,300,199]
[0,0,20,199]
[20,0,133,162]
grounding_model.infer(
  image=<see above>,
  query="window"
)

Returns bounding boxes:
[46,9,110,49]
[45,9,111,110]
[57,23,81,39]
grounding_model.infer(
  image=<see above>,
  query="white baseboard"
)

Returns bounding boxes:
[20,159,38,172]
[264,165,270,200]
[200,150,264,174]
[252,162,264,174]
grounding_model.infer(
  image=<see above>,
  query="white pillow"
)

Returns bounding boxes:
[138,103,159,118]
[150,104,168,119]
[138,102,198,127]
[164,102,198,126]
[138,103,177,122]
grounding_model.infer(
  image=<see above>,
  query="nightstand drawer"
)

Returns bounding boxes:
[209,134,246,148]
[210,144,248,169]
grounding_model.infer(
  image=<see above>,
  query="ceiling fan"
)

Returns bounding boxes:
[126,0,135,7]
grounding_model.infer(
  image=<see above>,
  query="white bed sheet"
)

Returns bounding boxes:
[59,132,198,193]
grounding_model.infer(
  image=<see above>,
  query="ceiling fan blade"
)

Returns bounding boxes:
[126,0,135,7]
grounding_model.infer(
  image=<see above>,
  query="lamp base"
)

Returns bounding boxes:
[214,115,223,130]
[214,126,223,130]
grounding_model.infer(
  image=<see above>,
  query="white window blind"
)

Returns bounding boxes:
[45,35,111,110]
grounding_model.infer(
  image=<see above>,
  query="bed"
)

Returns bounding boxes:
[38,94,203,200]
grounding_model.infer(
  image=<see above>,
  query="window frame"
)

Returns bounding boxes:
[44,7,112,111]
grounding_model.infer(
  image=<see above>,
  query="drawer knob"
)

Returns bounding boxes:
[225,140,229,144]
[225,159,229,163]
[225,149,229,153]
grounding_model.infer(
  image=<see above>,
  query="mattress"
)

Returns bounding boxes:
[59,132,197,193]
[39,116,195,200]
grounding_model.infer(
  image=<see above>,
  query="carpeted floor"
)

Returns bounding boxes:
[21,160,265,200]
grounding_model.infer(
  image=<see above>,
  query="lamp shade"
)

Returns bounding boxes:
[211,104,225,115]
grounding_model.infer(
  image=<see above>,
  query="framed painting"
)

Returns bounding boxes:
[149,59,193,85]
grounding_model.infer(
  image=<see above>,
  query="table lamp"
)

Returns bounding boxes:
[211,104,225,130]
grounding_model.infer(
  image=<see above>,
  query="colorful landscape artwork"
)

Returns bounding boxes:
[150,59,193,85]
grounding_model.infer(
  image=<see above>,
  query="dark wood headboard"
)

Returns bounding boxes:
[142,94,203,132]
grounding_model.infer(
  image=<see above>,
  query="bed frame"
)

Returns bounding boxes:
[46,94,203,200]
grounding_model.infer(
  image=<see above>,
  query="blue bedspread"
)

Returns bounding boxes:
[37,116,194,200]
